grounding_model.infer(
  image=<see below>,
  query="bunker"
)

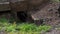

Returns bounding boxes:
[0,0,60,25]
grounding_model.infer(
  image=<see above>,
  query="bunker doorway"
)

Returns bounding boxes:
[58,6,60,17]
[17,11,28,22]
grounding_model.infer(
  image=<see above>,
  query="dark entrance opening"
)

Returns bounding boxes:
[17,11,27,22]
[0,10,11,15]
[58,6,60,14]
[58,6,60,17]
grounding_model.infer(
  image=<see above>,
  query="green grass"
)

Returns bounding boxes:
[0,17,51,34]
[0,23,51,34]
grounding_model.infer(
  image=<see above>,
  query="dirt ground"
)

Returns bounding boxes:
[45,24,60,34]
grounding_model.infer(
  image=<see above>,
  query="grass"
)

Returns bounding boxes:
[0,17,51,34]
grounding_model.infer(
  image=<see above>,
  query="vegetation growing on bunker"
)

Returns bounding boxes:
[0,0,60,34]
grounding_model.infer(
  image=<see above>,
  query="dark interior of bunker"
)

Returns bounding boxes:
[17,11,28,22]
[58,6,60,17]
[0,10,28,22]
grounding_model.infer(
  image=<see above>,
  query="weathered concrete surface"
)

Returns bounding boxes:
[0,0,49,11]
[29,2,60,25]
[0,2,10,11]
[10,0,50,11]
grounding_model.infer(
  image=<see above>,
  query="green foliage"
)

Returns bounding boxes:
[38,25,51,32]
[0,17,8,23]
[16,23,38,32]
[0,22,51,34]
[0,17,51,34]
[5,24,16,32]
